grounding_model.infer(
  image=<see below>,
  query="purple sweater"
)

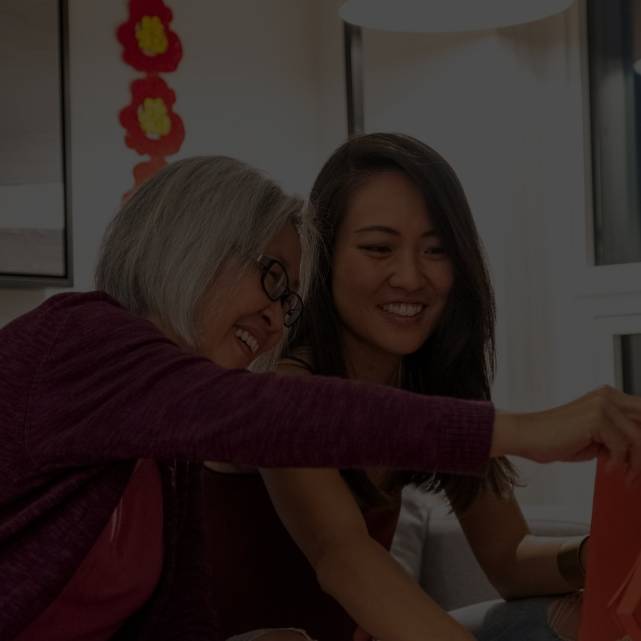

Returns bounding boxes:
[0,292,493,640]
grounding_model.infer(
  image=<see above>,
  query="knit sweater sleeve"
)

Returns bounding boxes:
[16,293,493,476]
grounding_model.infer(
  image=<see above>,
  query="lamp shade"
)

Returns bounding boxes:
[339,0,576,33]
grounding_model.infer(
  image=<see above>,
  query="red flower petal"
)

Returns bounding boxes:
[119,76,185,156]
[116,0,182,73]
[133,156,167,186]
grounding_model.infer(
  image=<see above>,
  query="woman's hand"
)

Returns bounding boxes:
[492,386,641,479]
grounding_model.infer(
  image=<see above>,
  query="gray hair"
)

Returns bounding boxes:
[96,156,312,360]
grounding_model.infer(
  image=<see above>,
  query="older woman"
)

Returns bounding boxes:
[1,155,640,641]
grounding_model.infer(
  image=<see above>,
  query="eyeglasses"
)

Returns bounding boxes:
[257,255,304,327]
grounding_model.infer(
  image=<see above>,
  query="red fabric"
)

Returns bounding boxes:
[579,457,641,641]
[15,460,163,641]
[201,467,400,641]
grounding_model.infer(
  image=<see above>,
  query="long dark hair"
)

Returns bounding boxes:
[287,133,517,512]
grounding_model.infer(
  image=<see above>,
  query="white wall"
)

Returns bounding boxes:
[170,0,324,195]
[1,0,327,318]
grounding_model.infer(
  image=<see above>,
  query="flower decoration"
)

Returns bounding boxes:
[121,158,168,202]
[133,156,167,184]
[117,0,185,195]
[138,97,172,138]
[119,76,185,157]
[117,0,182,73]
[136,17,168,56]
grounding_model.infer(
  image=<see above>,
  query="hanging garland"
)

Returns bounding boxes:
[117,0,185,195]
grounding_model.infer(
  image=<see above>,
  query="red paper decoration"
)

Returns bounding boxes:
[117,0,182,73]
[133,157,168,186]
[117,0,185,195]
[579,458,641,641]
[119,76,185,156]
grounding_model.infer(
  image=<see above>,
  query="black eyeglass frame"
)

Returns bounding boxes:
[256,255,304,328]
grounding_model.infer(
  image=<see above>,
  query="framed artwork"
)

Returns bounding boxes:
[0,0,72,286]
[587,0,641,266]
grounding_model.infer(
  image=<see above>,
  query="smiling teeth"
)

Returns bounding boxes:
[382,303,424,317]
[235,328,259,354]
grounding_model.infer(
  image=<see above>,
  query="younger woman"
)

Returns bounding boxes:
[205,135,613,641]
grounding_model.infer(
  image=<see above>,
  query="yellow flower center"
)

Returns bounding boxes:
[138,98,171,138]
[135,16,168,56]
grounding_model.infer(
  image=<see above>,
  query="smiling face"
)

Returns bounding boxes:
[197,223,302,369]
[332,171,454,380]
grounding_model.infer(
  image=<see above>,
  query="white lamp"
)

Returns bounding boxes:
[340,0,576,34]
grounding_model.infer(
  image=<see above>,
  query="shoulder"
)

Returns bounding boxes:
[3,291,148,344]
[277,347,314,377]
[59,291,151,335]
[42,291,175,358]
[0,291,132,395]
[21,291,185,413]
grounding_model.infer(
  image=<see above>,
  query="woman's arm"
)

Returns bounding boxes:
[21,296,493,475]
[261,467,475,641]
[454,489,587,599]
[16,295,641,477]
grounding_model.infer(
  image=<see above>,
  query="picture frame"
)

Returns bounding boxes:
[0,0,72,287]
